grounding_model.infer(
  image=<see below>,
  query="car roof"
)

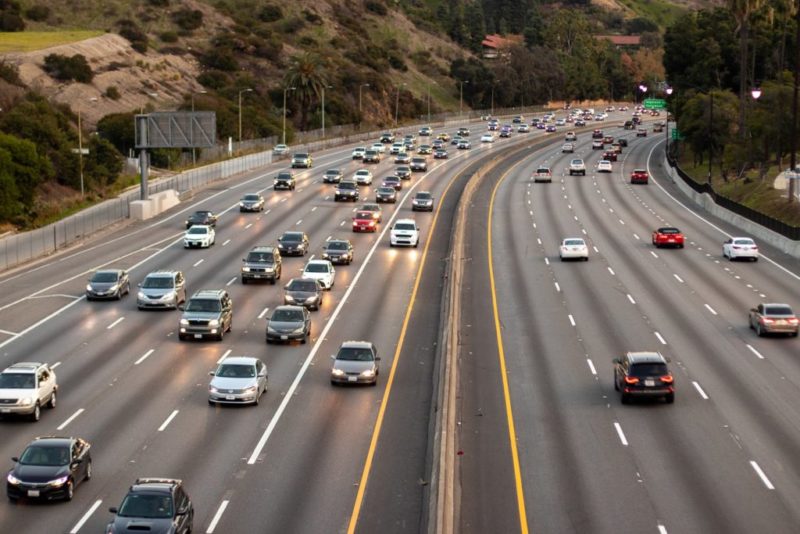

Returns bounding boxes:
[28,436,73,446]
[250,246,276,253]
[281,231,306,237]
[326,239,351,245]
[94,269,123,275]
[657,227,680,232]
[273,305,306,313]
[3,362,46,373]
[191,289,227,299]
[626,351,667,364]
[130,478,181,493]
[305,259,332,266]
[340,341,374,349]
[395,218,417,225]
[145,270,180,278]
[219,356,260,366]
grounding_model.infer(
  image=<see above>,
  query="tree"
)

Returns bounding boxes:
[727,0,765,137]
[97,113,136,156]
[0,132,52,221]
[283,52,328,130]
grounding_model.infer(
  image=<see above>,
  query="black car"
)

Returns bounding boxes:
[7,436,92,501]
[266,305,311,344]
[322,239,354,265]
[382,177,402,191]
[433,149,448,159]
[274,171,296,191]
[86,269,130,300]
[618,138,628,147]
[412,191,434,212]
[323,169,343,183]
[613,351,674,404]
[375,186,397,203]
[184,210,217,229]
[277,231,309,256]
[239,193,265,212]
[107,478,193,534]
[334,180,359,202]
[283,277,324,310]
[379,132,395,143]
[395,166,412,180]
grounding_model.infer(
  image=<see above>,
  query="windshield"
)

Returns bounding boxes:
[630,363,668,377]
[187,227,208,235]
[246,253,273,263]
[416,193,431,199]
[338,182,356,189]
[216,364,255,378]
[277,173,292,180]
[280,234,302,243]
[91,271,119,283]
[325,170,341,176]
[287,280,317,292]
[564,240,585,246]
[272,309,304,322]
[356,211,373,219]
[19,445,69,466]
[0,373,34,389]
[327,242,348,251]
[305,263,329,273]
[118,494,174,519]
[191,211,211,219]
[336,348,375,362]
[185,299,221,313]
[242,195,260,201]
[142,276,174,289]
[378,188,394,194]
[395,223,416,231]
[764,306,794,316]
[356,170,369,176]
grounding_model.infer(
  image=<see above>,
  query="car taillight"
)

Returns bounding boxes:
[788,318,799,324]
[624,376,639,384]
[762,318,774,324]
[660,375,674,384]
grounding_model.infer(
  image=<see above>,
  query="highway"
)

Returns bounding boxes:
[458,121,800,533]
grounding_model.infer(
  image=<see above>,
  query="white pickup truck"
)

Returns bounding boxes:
[0,362,58,421]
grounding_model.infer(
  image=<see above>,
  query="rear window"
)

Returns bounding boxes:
[247,252,273,263]
[536,168,550,174]
[629,363,668,377]
[659,228,680,234]
[395,223,416,231]
[764,306,794,316]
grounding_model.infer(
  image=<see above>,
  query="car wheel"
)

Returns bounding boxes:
[753,257,758,262]
[217,329,224,342]
[583,256,588,261]
[64,479,74,501]
[242,278,248,285]
[84,460,92,481]
[620,393,629,405]
[208,399,215,406]
[301,334,307,345]
[31,403,40,422]
[48,391,57,409]
[266,338,272,344]
[254,391,260,406]
[665,393,675,404]
[178,334,186,341]
[613,375,619,391]
[756,323,764,337]
[414,240,419,248]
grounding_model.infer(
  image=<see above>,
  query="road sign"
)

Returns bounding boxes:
[671,129,684,140]
[71,148,89,155]
[644,98,666,110]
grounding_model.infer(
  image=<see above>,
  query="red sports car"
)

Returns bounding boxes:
[352,211,378,232]
[652,227,685,248]
[631,169,649,184]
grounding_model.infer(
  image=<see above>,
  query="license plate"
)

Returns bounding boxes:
[253,274,261,278]
[194,334,202,339]
[331,256,339,261]
[1,408,10,413]
[348,376,358,382]
[281,335,288,340]
[27,490,39,497]
[644,379,655,387]
[225,395,235,400]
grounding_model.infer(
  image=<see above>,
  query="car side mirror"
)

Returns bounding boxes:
[375,356,381,361]
[11,456,18,462]
[209,371,215,376]
[178,305,185,311]
[330,355,336,360]
[109,507,118,514]
[137,283,142,288]
[750,308,758,312]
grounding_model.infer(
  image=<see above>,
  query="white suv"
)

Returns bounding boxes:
[0,362,58,421]
[569,158,586,176]
[390,219,420,248]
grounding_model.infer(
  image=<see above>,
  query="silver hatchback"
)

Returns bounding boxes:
[208,356,268,405]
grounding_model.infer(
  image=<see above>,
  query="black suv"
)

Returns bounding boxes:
[184,210,217,229]
[334,180,359,202]
[274,171,296,191]
[107,478,193,534]
[241,246,282,284]
[277,231,309,256]
[178,289,233,341]
[613,351,674,404]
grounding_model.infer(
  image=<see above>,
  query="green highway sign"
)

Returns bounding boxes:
[644,98,666,110]
[671,128,684,140]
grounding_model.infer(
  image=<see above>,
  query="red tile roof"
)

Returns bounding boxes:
[596,35,642,46]
[481,34,524,49]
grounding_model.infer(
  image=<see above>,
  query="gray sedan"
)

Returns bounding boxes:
[239,193,265,212]
[86,269,130,300]
[266,305,311,344]
[330,341,380,386]
[208,356,268,405]
[283,278,324,310]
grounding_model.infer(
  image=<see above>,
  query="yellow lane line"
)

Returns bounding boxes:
[488,164,530,533]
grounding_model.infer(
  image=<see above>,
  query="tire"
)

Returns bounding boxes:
[583,256,588,261]
[679,244,684,249]
[753,257,758,262]
[254,391,260,406]
[756,323,764,337]
[665,393,675,404]
[64,480,74,501]
[242,278,248,285]
[208,399,215,406]
[84,460,92,481]
[414,240,419,248]
[613,375,619,391]
[217,329,224,342]
[301,334,307,345]
[266,338,272,345]
[30,403,40,422]
[48,391,56,409]
[620,393,629,405]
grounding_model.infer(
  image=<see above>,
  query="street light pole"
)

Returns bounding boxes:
[238,88,253,144]
[191,90,207,165]
[665,86,673,155]
[282,86,295,145]
[358,83,370,123]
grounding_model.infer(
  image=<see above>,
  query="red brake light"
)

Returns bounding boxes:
[624,376,639,384]
[762,318,774,324]
[660,375,674,384]
[788,318,799,324]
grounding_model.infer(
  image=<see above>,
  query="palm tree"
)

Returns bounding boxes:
[283,53,328,131]
[727,0,764,137]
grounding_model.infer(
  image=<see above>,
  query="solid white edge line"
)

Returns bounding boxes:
[57,408,84,430]
[134,349,154,365]
[614,421,629,446]
[158,409,179,432]
[222,239,231,246]
[750,460,775,490]
[226,277,237,286]
[257,307,270,320]
[217,349,232,365]
[692,381,709,400]
[51,361,61,369]
[657,523,669,534]
[568,314,576,326]
[627,294,636,304]
[704,304,718,315]
[107,317,125,329]
[69,499,103,534]
[206,499,230,533]
[654,332,667,345]
[746,344,765,359]
[586,358,597,375]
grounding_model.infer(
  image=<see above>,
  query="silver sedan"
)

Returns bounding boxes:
[208,356,268,405]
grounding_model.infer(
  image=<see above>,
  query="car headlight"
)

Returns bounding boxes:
[137,291,146,299]
[108,284,118,292]
[86,284,93,291]
[19,397,33,406]
[209,386,218,394]
[208,319,220,327]
[267,326,277,333]
[180,319,189,326]
[239,202,244,207]
[7,473,21,485]
[242,386,257,394]
[306,296,319,303]
[242,267,251,272]
[285,295,295,303]
[265,266,274,272]
[322,252,329,258]
[360,369,376,378]
[293,326,306,334]
[331,368,346,376]
[161,291,176,301]
[48,475,69,487]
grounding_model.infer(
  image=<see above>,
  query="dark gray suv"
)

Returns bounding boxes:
[107,478,193,534]
[241,246,282,284]
[178,290,233,341]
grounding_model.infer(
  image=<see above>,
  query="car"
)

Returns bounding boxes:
[322,239,354,265]
[284,278,324,310]
[630,169,649,184]
[107,478,193,534]
[404,133,417,143]
[323,169,343,184]
[0,362,58,421]
[499,126,512,138]
[723,237,759,261]
[611,143,623,155]
[272,144,290,156]
[335,180,359,201]
[624,120,634,130]
[652,227,685,248]
[302,259,335,290]
[636,128,648,137]
[619,106,629,111]
[749,303,799,337]
[395,166,412,179]
[481,133,496,143]
[457,127,470,137]
[86,269,130,300]
[545,125,557,133]
[592,129,603,139]
[412,191,434,211]
[390,142,405,155]
[533,167,553,183]
[410,157,428,171]
[208,356,268,404]
[575,119,586,127]
[7,436,91,501]
[403,141,415,152]
[266,306,311,344]
[185,210,217,229]
[382,176,402,191]
[518,124,530,133]
[183,225,215,248]
[451,136,463,145]
[569,159,586,176]
[605,105,615,112]
[591,140,604,150]
[390,219,420,247]
[277,231,309,256]
[178,289,233,341]
[417,144,433,155]
[380,132,395,143]
[555,119,566,126]
[457,139,471,150]
[419,126,433,136]
[352,147,366,159]
[597,160,613,173]
[137,270,186,310]
[618,138,628,147]
[241,246,282,284]
[559,238,589,261]
[239,193,265,212]
[437,132,450,141]
[274,171,296,190]
[603,150,618,162]
[353,210,379,232]
[291,152,312,168]
[561,143,575,153]
[565,132,577,141]
[354,169,374,186]
[371,142,386,153]
[603,135,614,144]
[363,149,381,163]
[434,149,449,159]
[613,352,674,404]
[394,153,410,164]
[359,203,382,222]
[653,122,664,133]
[432,139,444,149]
[375,186,397,203]
[330,341,380,386]
[512,115,524,124]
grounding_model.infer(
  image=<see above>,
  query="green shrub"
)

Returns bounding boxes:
[258,5,282,23]
[364,1,387,16]
[24,5,50,22]
[200,48,238,71]
[279,16,305,33]
[0,59,21,85]
[197,70,230,90]
[1,12,24,31]
[171,8,203,31]
[159,30,179,43]
[43,54,94,83]
[105,86,121,100]
[117,20,148,52]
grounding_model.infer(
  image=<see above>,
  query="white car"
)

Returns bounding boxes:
[0,362,58,421]
[457,139,471,150]
[565,132,577,141]
[184,225,215,248]
[390,142,406,155]
[302,259,336,289]
[560,238,589,261]
[480,133,495,143]
[517,124,530,133]
[390,219,420,247]
[354,169,373,185]
[723,237,759,261]
[371,142,386,154]
[555,119,566,126]
[352,147,366,159]
[597,160,613,173]
[569,158,586,176]
[272,144,289,155]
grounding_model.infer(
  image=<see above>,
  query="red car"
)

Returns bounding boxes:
[603,150,618,162]
[352,211,378,232]
[603,135,614,144]
[652,227,685,248]
[630,169,649,184]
